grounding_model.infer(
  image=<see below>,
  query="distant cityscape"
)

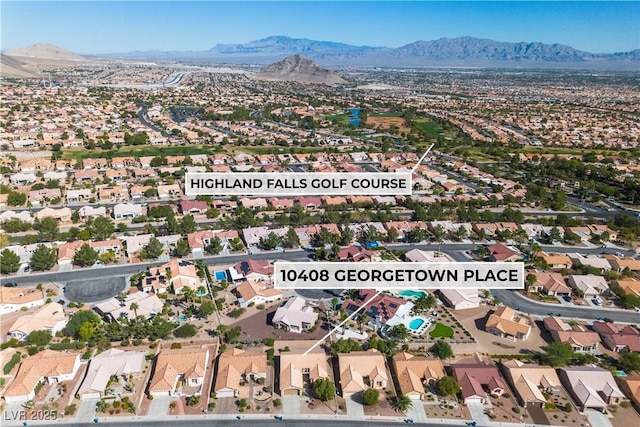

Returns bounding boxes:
[0,35,639,427]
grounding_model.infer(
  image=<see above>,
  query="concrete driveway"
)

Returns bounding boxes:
[344,394,364,418]
[76,398,99,423]
[585,409,612,427]
[148,395,171,417]
[283,395,301,416]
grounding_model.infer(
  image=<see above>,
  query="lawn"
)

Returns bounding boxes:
[429,322,454,338]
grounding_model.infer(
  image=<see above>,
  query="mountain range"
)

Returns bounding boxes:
[4,37,639,72]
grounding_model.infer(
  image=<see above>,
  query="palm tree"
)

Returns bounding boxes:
[130,302,139,318]
[356,314,367,333]
[391,395,413,413]
[182,287,196,304]
[197,285,207,303]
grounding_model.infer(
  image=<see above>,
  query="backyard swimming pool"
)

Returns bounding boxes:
[215,271,227,281]
[408,317,426,331]
[399,290,427,298]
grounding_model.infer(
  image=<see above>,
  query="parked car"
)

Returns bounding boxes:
[3,282,18,288]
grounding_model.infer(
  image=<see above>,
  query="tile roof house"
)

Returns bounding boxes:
[438,289,481,310]
[567,275,610,298]
[391,352,445,400]
[592,321,640,353]
[487,243,522,262]
[179,200,208,215]
[0,286,46,315]
[214,347,267,398]
[94,291,164,322]
[559,366,624,411]
[272,297,318,333]
[536,252,572,270]
[567,254,612,272]
[78,349,145,399]
[337,245,379,262]
[337,350,389,396]
[145,259,204,295]
[279,349,330,396]
[621,376,640,406]
[6,303,67,342]
[233,281,282,308]
[543,317,600,354]
[2,350,81,403]
[341,289,414,327]
[231,259,274,282]
[484,306,532,341]
[113,203,143,220]
[605,255,640,272]
[617,279,640,297]
[528,271,571,296]
[149,346,210,397]
[451,361,508,404]
[501,360,562,407]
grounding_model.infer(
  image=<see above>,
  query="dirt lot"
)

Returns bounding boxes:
[424,401,472,420]
[453,306,548,355]
[365,116,410,133]
[229,304,328,342]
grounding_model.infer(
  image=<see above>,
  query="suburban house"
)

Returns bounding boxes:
[438,289,481,310]
[179,200,208,215]
[484,306,532,341]
[0,286,46,315]
[404,248,454,263]
[341,289,414,328]
[568,254,612,272]
[617,279,640,298]
[567,275,610,299]
[487,243,522,262]
[559,367,624,411]
[528,271,571,296]
[144,259,204,294]
[233,281,282,308]
[94,291,164,322]
[621,376,640,406]
[592,322,640,353]
[337,245,380,262]
[451,360,507,404]
[605,255,640,272]
[391,352,445,400]
[231,259,274,282]
[113,203,143,220]
[337,350,389,396]
[2,350,81,403]
[500,360,562,408]
[272,297,318,333]
[536,252,572,270]
[78,349,145,399]
[279,349,330,396]
[543,317,600,354]
[214,347,267,398]
[149,346,211,397]
[5,303,67,342]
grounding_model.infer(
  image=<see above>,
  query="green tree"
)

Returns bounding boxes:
[78,321,95,341]
[0,248,20,274]
[313,377,336,401]
[174,323,197,338]
[30,244,57,271]
[283,227,300,248]
[73,243,99,267]
[6,191,27,206]
[362,388,380,406]
[340,227,355,245]
[207,237,223,255]
[544,342,575,367]
[26,330,52,346]
[180,215,197,234]
[432,341,454,359]
[140,237,163,260]
[199,300,215,318]
[391,395,413,413]
[389,324,410,341]
[173,239,191,257]
[619,351,640,373]
[65,310,100,339]
[88,216,115,240]
[436,376,460,397]
[98,250,117,264]
[259,232,282,250]
[35,217,59,242]
[205,208,219,219]
[129,302,140,317]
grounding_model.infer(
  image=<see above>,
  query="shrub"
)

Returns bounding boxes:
[173,323,197,338]
[620,401,631,408]
[64,404,77,416]
[133,339,142,346]
[362,388,380,406]
[186,395,200,406]
[564,403,572,413]
[273,398,281,407]
[262,338,275,347]
[113,401,121,409]
[207,403,216,411]
[3,352,21,374]
[171,342,182,349]
[121,339,130,347]
[256,304,265,310]
[210,391,217,399]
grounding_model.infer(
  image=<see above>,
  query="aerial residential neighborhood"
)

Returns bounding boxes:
[1,2,640,427]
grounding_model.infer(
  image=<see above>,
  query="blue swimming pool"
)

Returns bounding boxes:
[399,290,427,298]
[408,318,426,331]
[179,315,187,322]
[215,271,227,281]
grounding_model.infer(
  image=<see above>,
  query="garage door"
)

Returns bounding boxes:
[283,388,301,396]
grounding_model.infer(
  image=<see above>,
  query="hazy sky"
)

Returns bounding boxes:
[2,1,638,54]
